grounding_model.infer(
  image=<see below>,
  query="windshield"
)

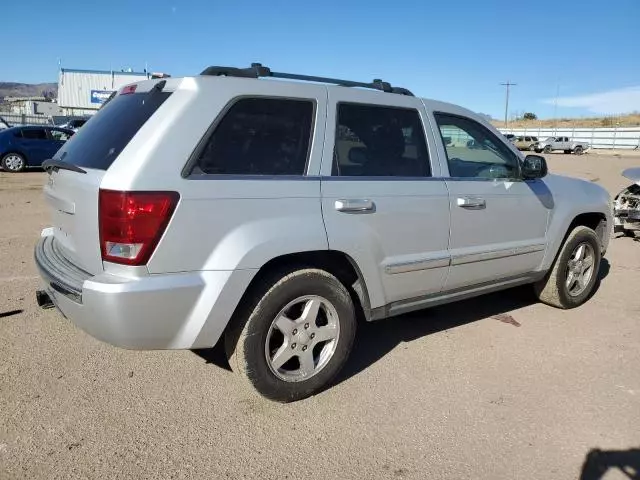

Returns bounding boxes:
[53,90,171,170]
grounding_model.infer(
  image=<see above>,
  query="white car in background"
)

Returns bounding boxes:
[536,136,590,155]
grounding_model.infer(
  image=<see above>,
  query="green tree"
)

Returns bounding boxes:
[523,112,537,120]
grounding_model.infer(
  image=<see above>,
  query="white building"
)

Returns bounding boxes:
[57,68,151,116]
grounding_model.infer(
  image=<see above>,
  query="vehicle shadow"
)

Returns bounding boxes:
[333,285,537,386]
[192,342,232,371]
[578,447,640,480]
[336,258,610,386]
[193,258,611,380]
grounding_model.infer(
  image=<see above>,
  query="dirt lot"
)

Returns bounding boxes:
[1,154,639,480]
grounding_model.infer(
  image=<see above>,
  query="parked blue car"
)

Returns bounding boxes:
[0,125,75,172]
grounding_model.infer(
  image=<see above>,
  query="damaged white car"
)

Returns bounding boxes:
[614,167,640,237]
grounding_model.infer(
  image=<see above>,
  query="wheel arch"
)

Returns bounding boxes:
[235,250,373,324]
[543,211,608,271]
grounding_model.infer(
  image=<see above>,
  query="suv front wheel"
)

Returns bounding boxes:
[225,268,357,402]
[533,226,602,309]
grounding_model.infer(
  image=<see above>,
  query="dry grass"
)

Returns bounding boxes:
[492,113,640,129]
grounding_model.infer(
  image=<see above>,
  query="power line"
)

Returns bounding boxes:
[500,81,517,127]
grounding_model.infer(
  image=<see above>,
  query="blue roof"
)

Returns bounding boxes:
[60,68,149,76]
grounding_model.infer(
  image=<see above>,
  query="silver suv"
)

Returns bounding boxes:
[34,63,613,402]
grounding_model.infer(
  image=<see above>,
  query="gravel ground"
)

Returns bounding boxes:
[1,153,639,480]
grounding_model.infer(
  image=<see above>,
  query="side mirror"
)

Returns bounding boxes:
[522,154,548,179]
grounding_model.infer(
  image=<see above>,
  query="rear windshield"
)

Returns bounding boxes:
[53,90,171,170]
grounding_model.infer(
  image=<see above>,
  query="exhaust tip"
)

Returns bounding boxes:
[36,290,54,309]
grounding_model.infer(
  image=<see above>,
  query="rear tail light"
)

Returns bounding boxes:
[99,190,179,266]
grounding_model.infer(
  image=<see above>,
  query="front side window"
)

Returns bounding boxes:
[333,103,430,177]
[434,113,520,179]
[194,98,314,175]
[21,128,47,140]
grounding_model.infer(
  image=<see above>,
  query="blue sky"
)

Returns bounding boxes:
[2,0,639,119]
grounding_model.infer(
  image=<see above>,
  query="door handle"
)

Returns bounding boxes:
[334,199,375,213]
[457,196,486,209]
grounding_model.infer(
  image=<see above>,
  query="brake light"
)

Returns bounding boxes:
[121,84,137,95]
[99,190,179,266]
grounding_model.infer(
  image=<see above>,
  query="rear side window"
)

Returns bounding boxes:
[22,129,47,140]
[193,98,314,175]
[52,90,171,170]
[333,103,430,177]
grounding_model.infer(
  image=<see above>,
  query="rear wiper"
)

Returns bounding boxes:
[42,159,87,174]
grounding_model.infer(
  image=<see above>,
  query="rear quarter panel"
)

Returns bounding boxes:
[99,76,330,274]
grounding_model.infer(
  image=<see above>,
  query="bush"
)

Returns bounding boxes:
[523,112,537,120]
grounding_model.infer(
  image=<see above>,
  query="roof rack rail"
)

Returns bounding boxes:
[199,63,414,96]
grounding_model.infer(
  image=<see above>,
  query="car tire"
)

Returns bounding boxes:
[528,144,536,151]
[533,226,602,309]
[574,146,584,155]
[1,153,26,172]
[543,145,552,154]
[224,267,357,402]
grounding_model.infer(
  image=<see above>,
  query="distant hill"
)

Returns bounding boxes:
[0,82,57,100]
[493,112,640,129]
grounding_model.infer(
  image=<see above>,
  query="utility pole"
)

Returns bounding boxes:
[500,81,517,127]
[553,83,560,130]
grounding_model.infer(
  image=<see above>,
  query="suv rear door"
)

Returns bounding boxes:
[430,107,550,289]
[320,89,450,311]
[43,84,172,274]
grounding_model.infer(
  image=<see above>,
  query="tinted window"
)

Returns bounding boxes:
[52,90,171,170]
[194,98,313,175]
[434,113,520,179]
[21,128,47,140]
[333,103,430,177]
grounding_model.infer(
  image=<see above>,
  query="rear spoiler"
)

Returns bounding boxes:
[98,91,118,110]
[98,78,169,111]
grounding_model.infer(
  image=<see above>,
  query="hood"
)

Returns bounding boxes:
[622,167,640,185]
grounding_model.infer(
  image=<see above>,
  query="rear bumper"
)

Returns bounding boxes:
[34,234,255,350]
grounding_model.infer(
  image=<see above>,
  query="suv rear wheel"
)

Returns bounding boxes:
[533,226,601,309]
[225,268,357,402]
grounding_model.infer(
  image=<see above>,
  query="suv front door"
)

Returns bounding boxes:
[431,110,550,290]
[320,90,450,312]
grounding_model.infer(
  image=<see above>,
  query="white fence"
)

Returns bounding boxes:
[0,112,89,128]
[498,126,640,150]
